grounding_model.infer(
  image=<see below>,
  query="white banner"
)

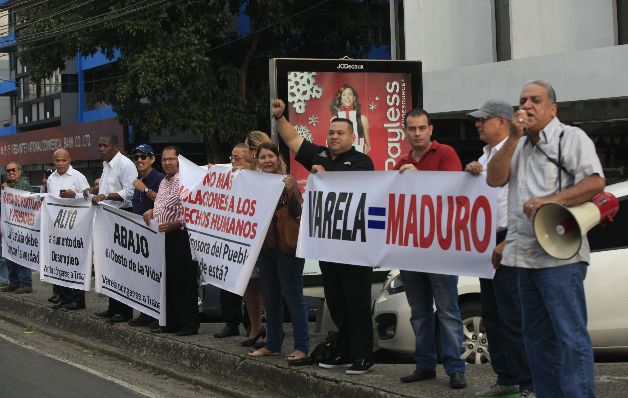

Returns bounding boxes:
[1,188,42,271]
[93,205,166,324]
[40,196,95,290]
[296,171,499,278]
[179,156,285,295]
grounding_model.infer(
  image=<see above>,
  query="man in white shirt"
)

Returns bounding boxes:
[90,134,137,322]
[47,148,91,311]
[466,100,533,397]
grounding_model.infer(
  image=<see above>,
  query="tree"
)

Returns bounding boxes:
[16,0,388,161]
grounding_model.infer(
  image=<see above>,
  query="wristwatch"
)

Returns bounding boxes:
[144,187,150,194]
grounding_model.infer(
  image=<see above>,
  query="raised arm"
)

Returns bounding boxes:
[271,99,304,154]
[487,110,526,187]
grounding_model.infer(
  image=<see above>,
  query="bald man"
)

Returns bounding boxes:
[47,148,91,310]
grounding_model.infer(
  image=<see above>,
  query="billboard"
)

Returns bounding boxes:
[270,58,422,185]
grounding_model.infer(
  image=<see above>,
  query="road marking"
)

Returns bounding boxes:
[0,332,162,398]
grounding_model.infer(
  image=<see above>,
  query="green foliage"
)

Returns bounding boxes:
[16,0,387,160]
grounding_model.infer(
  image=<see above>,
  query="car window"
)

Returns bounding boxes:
[588,197,628,251]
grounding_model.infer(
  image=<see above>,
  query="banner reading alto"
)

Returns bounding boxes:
[1,187,42,270]
[296,171,499,279]
[40,196,95,290]
[93,205,166,325]
[179,157,285,295]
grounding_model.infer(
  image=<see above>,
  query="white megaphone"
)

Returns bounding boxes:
[533,192,619,259]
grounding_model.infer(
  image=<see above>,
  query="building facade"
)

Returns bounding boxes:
[391,0,628,181]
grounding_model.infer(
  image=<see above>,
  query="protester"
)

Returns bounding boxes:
[466,101,533,397]
[248,142,310,365]
[272,98,375,375]
[394,109,467,389]
[127,144,165,327]
[214,143,251,339]
[46,148,91,310]
[487,80,604,398]
[143,146,199,336]
[239,131,271,348]
[1,162,33,294]
[90,133,137,323]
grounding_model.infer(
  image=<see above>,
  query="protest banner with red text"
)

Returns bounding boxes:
[93,205,166,325]
[39,196,95,290]
[1,187,42,270]
[296,171,499,278]
[179,157,285,295]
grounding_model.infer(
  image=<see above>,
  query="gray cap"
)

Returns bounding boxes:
[467,99,514,119]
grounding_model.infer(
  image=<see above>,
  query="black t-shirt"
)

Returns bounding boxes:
[132,169,165,215]
[294,140,374,172]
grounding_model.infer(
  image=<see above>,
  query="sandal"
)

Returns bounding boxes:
[286,351,311,366]
[248,347,280,357]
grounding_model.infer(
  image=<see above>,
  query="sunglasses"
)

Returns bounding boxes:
[6,168,17,173]
[134,154,150,160]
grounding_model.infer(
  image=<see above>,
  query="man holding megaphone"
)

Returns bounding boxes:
[486,80,605,398]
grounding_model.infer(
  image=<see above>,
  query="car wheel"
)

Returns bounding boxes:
[459,301,490,365]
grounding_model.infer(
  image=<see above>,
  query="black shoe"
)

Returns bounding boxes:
[240,327,266,347]
[318,356,353,369]
[94,310,114,319]
[449,372,467,389]
[48,294,61,303]
[151,327,180,334]
[176,329,198,336]
[254,330,284,349]
[63,302,85,311]
[346,358,374,375]
[128,314,153,327]
[400,369,436,383]
[149,321,160,331]
[109,314,130,324]
[49,301,64,310]
[213,325,239,338]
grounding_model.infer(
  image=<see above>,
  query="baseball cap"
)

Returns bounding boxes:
[132,144,155,156]
[467,100,514,119]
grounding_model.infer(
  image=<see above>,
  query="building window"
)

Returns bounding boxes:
[618,0,628,44]
[494,0,511,61]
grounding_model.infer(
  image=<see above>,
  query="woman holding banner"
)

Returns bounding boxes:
[238,130,272,347]
[248,142,309,365]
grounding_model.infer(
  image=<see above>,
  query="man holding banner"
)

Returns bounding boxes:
[394,109,467,389]
[1,162,33,294]
[144,146,199,336]
[466,101,533,397]
[46,149,91,310]
[91,133,137,323]
[272,98,376,375]
[487,80,605,397]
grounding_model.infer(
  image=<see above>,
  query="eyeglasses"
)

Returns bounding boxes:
[230,156,246,162]
[6,168,17,173]
[134,154,150,161]
[161,157,178,163]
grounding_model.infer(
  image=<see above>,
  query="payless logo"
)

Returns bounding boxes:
[307,191,367,242]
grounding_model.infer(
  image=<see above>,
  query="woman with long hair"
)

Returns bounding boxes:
[248,142,309,364]
[238,130,272,347]
[330,84,371,154]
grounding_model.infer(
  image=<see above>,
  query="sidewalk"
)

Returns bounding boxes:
[1,276,627,397]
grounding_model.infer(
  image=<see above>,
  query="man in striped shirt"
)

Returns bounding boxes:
[143,146,199,336]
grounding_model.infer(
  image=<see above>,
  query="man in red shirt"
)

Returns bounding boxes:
[395,109,467,389]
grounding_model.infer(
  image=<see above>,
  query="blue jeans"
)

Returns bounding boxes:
[481,266,533,392]
[518,263,594,398]
[400,271,466,375]
[7,260,32,287]
[259,248,309,354]
[0,248,9,284]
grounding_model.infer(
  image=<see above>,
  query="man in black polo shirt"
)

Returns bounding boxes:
[271,98,375,375]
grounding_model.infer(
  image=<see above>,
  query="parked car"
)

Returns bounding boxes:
[373,180,628,363]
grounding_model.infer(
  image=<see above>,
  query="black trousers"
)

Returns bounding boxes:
[220,288,243,328]
[319,261,373,361]
[164,229,199,332]
[58,286,85,306]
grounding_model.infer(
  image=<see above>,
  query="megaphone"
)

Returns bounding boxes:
[533,192,619,259]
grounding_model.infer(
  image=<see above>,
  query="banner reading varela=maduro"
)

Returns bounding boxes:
[40,196,95,290]
[1,187,42,271]
[93,205,166,325]
[296,171,499,279]
[178,157,285,296]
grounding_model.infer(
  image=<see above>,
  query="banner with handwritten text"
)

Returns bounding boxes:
[1,187,42,270]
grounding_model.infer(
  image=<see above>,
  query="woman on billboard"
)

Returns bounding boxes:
[330,83,371,154]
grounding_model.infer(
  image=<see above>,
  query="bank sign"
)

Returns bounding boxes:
[296,171,498,278]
